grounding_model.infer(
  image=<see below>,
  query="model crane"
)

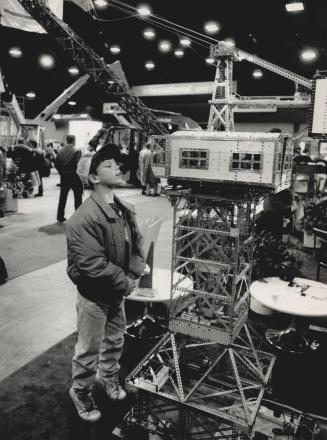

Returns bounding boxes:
[208,41,312,131]
[13,2,320,439]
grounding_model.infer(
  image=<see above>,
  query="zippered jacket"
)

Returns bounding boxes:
[66,192,145,304]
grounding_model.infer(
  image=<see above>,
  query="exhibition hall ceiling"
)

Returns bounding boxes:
[0,0,325,117]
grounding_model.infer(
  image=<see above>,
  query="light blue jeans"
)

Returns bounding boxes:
[72,293,126,391]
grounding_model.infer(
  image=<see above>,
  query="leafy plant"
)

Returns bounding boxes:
[252,231,303,281]
[303,199,327,235]
[4,160,24,198]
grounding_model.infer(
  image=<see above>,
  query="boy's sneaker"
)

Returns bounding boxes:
[95,372,127,401]
[69,387,101,422]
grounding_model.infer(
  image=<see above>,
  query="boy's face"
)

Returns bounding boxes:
[93,158,123,187]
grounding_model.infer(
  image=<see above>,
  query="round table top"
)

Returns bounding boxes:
[127,267,193,303]
[250,277,327,317]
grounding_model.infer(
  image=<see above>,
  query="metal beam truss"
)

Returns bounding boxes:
[125,192,275,439]
[126,331,275,436]
[119,392,250,440]
[17,0,168,136]
[168,195,256,345]
[207,58,234,131]
[207,42,312,131]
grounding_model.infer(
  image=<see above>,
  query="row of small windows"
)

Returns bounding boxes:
[178,149,292,172]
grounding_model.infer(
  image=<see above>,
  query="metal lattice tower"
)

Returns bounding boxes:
[17,0,168,137]
[208,56,235,131]
[126,191,275,438]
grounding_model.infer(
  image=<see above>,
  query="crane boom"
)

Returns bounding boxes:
[236,49,312,89]
[16,0,168,136]
[34,73,90,121]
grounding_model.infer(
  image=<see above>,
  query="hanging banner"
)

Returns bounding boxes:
[65,0,93,12]
[0,0,63,33]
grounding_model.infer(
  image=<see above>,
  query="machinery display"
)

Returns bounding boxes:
[13,2,324,439]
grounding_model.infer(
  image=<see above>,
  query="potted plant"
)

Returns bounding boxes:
[4,160,24,212]
[302,199,327,247]
[252,231,303,281]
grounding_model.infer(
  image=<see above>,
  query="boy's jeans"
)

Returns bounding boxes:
[72,293,126,391]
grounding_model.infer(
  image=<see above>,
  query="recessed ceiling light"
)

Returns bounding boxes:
[39,54,55,69]
[110,45,121,55]
[143,28,156,40]
[174,48,184,58]
[205,57,215,65]
[26,91,36,99]
[224,38,236,47]
[180,37,191,47]
[137,4,151,16]
[158,40,172,53]
[145,60,155,70]
[285,2,304,12]
[204,21,220,35]
[108,80,115,84]
[253,69,263,78]
[301,48,318,61]
[68,66,79,75]
[68,100,77,106]
[8,47,22,58]
[94,0,108,8]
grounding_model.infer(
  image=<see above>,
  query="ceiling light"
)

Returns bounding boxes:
[285,2,304,12]
[53,114,61,120]
[174,48,184,58]
[205,57,215,65]
[39,54,55,69]
[80,114,88,118]
[204,21,220,35]
[8,47,22,58]
[143,28,156,40]
[253,69,263,78]
[158,40,172,53]
[94,0,108,8]
[108,80,115,84]
[145,61,155,70]
[137,4,151,16]
[180,37,191,47]
[301,48,318,62]
[110,45,120,55]
[224,38,235,47]
[68,66,79,75]
[26,92,36,99]
[68,100,76,106]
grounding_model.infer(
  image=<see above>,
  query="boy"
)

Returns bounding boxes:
[66,144,145,421]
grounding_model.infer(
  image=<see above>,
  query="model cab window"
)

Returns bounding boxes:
[231,152,262,172]
[180,149,209,169]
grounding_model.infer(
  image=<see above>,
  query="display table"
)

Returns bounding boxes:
[126,267,193,340]
[250,277,327,353]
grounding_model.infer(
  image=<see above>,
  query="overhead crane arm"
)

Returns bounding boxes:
[236,49,312,89]
[34,73,90,121]
[16,0,168,136]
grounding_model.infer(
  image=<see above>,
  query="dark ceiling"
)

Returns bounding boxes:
[0,0,326,119]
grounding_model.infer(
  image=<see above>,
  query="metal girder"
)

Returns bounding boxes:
[209,98,310,108]
[17,0,168,136]
[236,49,312,90]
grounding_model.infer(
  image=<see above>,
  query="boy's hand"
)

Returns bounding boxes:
[125,277,136,296]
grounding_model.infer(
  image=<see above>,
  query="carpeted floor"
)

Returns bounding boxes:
[0,313,326,440]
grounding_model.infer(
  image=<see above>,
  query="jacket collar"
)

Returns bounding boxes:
[90,191,136,219]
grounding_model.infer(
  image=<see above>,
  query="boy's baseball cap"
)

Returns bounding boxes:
[88,144,121,176]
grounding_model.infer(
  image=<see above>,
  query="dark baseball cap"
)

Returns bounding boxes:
[88,144,121,176]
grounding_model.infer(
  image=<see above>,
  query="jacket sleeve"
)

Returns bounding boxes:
[128,214,146,279]
[67,220,129,297]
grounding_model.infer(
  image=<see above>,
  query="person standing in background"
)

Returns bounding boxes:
[55,134,83,223]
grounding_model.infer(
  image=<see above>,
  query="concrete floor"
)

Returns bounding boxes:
[0,171,173,381]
